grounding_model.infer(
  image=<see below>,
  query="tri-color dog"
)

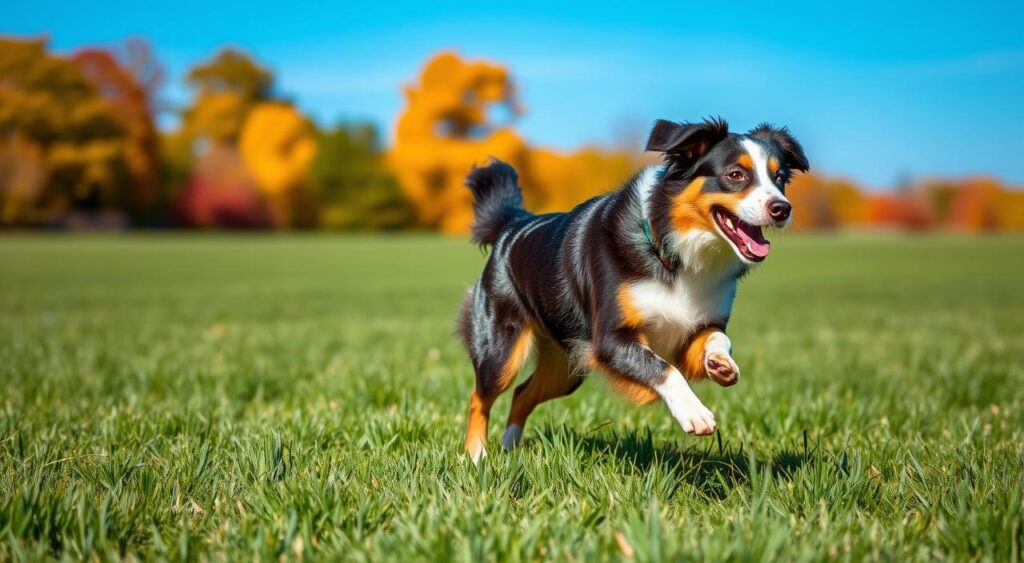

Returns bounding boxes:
[458,118,809,461]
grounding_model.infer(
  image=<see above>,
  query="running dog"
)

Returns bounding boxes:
[458,118,808,461]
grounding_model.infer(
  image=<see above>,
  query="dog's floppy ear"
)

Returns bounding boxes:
[645,117,729,169]
[748,123,809,172]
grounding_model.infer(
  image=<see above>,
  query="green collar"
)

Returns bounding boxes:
[641,218,672,270]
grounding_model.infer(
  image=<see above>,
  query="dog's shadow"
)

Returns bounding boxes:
[528,425,809,500]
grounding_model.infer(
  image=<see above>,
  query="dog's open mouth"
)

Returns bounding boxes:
[712,207,770,262]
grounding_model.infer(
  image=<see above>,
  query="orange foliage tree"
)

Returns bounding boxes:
[391,51,641,233]
[524,147,642,213]
[240,103,317,196]
[947,177,1003,232]
[786,173,867,231]
[0,37,161,226]
[863,195,934,230]
[391,51,528,233]
[72,40,163,218]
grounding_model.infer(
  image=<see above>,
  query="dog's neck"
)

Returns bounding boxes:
[629,165,746,281]
[631,165,674,271]
[634,165,663,224]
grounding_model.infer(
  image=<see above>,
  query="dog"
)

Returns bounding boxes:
[458,118,808,462]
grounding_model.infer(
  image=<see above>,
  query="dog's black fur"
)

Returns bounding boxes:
[459,118,808,461]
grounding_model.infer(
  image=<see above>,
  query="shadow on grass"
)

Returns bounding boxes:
[534,425,811,500]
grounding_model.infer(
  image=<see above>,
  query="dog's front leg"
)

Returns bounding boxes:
[593,330,717,435]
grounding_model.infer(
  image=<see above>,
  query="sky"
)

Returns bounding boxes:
[6,1,1024,188]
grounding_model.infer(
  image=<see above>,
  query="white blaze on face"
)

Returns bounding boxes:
[737,138,791,227]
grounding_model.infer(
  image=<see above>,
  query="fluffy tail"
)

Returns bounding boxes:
[465,160,528,246]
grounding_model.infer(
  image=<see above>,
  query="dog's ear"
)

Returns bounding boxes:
[748,123,809,172]
[645,117,729,169]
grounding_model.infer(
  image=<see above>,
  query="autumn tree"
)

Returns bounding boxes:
[172,49,317,228]
[786,173,868,231]
[391,51,641,233]
[72,39,163,218]
[181,48,273,143]
[391,51,528,233]
[239,102,319,227]
[947,178,1002,232]
[310,123,414,230]
[863,195,934,230]
[0,37,141,226]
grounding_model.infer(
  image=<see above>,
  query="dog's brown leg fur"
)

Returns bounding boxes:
[502,337,580,448]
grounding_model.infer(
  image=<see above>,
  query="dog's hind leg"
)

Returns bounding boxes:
[459,290,534,463]
[502,337,582,450]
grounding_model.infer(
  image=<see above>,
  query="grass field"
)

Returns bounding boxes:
[1,235,1023,561]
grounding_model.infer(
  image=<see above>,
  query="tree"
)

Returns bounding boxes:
[172,49,287,228]
[239,102,319,228]
[390,51,641,233]
[310,123,414,230]
[0,37,135,226]
[948,178,1002,232]
[391,51,529,233]
[72,40,163,218]
[239,103,317,195]
[181,49,272,144]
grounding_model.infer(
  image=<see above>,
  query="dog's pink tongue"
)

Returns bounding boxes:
[735,224,771,258]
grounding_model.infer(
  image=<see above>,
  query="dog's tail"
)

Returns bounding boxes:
[465,160,529,246]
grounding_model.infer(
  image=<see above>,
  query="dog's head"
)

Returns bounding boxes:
[645,118,809,266]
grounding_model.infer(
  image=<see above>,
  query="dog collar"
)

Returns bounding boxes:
[641,218,673,271]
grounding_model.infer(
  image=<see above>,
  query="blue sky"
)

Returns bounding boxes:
[6,1,1024,187]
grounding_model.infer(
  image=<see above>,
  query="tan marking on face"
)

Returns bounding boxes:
[768,156,779,176]
[669,177,748,235]
[737,154,753,169]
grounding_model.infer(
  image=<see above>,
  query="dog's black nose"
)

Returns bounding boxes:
[768,199,791,222]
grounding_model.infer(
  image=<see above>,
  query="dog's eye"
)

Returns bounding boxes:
[726,170,746,181]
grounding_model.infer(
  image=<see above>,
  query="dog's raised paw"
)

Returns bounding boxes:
[705,351,739,387]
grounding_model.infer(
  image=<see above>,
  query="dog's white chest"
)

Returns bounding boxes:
[628,274,736,359]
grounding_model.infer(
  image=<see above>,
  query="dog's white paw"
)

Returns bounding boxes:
[656,368,718,436]
[677,401,717,436]
[501,425,523,450]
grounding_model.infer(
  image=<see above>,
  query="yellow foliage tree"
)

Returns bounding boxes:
[391,51,642,234]
[524,147,640,214]
[238,102,319,227]
[391,51,528,233]
[181,49,272,144]
[240,103,317,195]
[0,38,144,226]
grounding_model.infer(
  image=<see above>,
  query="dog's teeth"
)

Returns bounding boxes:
[725,218,734,229]
[745,242,753,253]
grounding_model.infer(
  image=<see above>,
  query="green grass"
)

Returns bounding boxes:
[1,234,1023,561]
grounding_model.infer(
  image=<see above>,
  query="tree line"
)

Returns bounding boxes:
[0,38,1020,232]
